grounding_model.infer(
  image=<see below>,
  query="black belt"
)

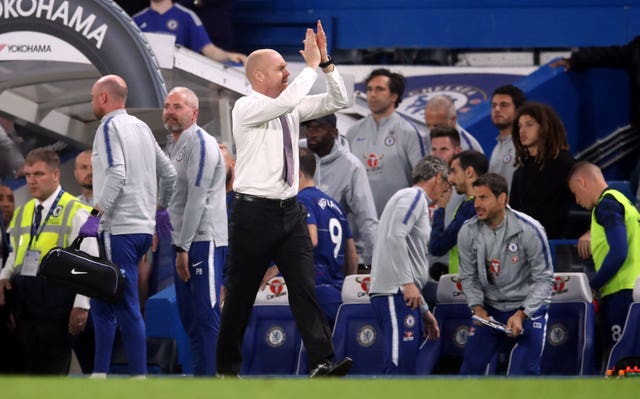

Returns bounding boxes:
[234,193,297,208]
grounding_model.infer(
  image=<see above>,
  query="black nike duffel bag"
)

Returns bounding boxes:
[39,236,125,303]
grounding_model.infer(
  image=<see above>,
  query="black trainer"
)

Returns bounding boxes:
[309,357,353,378]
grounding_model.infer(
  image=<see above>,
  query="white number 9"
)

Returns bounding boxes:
[329,217,342,259]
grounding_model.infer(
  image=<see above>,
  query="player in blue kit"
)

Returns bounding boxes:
[296,148,358,325]
[134,0,246,64]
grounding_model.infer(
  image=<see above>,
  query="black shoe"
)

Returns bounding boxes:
[309,357,353,378]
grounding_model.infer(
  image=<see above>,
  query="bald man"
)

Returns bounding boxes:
[74,150,93,206]
[568,161,640,361]
[84,74,176,377]
[217,21,352,377]
[163,87,228,376]
[424,95,484,154]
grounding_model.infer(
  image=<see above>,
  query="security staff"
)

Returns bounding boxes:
[0,148,96,374]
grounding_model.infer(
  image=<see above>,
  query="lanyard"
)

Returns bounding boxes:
[30,190,64,246]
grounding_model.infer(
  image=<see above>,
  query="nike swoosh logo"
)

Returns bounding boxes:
[193,261,204,268]
[71,268,88,275]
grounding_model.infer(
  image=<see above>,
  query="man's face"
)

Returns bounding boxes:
[260,52,290,98]
[0,186,15,226]
[424,173,450,202]
[473,184,506,223]
[569,177,594,210]
[305,122,337,155]
[448,158,468,195]
[91,82,105,120]
[366,75,397,115]
[491,94,517,130]
[24,160,60,202]
[431,136,459,164]
[163,91,198,134]
[74,152,92,190]
[517,114,541,151]
[425,107,455,131]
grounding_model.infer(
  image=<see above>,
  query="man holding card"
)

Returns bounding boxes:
[457,173,554,375]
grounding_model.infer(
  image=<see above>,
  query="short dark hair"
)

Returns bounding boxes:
[430,126,461,148]
[472,173,509,198]
[25,147,60,171]
[301,113,336,127]
[492,84,526,109]
[365,68,406,108]
[412,155,448,184]
[298,147,316,178]
[451,150,488,175]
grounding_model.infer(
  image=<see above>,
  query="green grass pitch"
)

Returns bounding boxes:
[2,376,638,399]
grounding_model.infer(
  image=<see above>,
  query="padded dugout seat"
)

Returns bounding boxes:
[416,273,472,374]
[541,272,595,375]
[240,276,302,375]
[330,274,386,375]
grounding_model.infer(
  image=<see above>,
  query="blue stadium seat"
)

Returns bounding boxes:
[606,277,640,372]
[416,274,473,375]
[240,276,302,375]
[145,285,193,374]
[541,272,595,375]
[331,274,386,375]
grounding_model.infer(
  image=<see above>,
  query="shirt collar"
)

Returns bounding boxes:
[37,186,63,210]
[101,108,127,122]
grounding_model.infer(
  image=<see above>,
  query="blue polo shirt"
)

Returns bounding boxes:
[133,4,212,52]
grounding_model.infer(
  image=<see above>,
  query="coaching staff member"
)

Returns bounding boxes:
[216,20,352,377]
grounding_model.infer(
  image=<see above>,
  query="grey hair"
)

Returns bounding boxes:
[426,95,456,118]
[412,155,448,184]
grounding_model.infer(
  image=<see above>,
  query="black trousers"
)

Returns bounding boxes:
[217,196,334,375]
[16,315,72,374]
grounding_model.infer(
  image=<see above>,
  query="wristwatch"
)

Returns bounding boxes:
[319,56,334,68]
[90,208,101,217]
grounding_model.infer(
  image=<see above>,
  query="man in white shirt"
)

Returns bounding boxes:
[217,21,352,377]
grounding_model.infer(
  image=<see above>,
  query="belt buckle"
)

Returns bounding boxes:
[279,198,287,208]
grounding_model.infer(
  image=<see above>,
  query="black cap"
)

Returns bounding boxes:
[302,113,336,127]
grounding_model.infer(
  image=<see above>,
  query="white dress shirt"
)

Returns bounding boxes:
[232,66,349,199]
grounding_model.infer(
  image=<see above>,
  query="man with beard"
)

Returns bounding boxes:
[163,87,228,376]
[429,150,488,274]
[488,85,526,189]
[346,68,426,217]
[458,173,553,375]
[74,150,94,206]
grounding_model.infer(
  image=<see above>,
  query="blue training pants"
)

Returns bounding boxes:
[174,242,227,376]
[460,305,548,375]
[92,233,151,375]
